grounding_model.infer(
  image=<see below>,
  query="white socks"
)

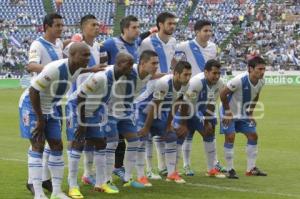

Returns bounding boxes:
[145,138,153,172]
[153,136,166,171]
[136,140,146,178]
[48,150,64,195]
[83,146,94,177]
[94,149,106,186]
[124,139,140,182]
[105,141,118,182]
[165,141,177,176]
[182,138,192,167]
[42,144,51,181]
[224,143,234,171]
[67,149,82,188]
[28,150,44,196]
[246,141,258,172]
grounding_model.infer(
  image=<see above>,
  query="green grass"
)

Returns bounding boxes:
[0,86,300,199]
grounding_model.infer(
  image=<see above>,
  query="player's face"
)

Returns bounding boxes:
[144,56,159,75]
[120,58,134,76]
[205,66,221,85]
[251,64,266,79]
[161,18,176,35]
[197,25,213,42]
[178,68,192,85]
[125,21,140,40]
[83,19,100,38]
[48,18,64,38]
[74,48,91,69]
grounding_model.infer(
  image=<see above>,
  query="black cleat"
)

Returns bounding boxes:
[227,169,239,179]
[42,179,53,192]
[246,167,267,176]
[26,183,35,195]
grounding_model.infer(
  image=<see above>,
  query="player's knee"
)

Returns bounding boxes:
[94,138,107,150]
[48,139,63,151]
[225,133,235,143]
[71,141,84,151]
[247,133,258,141]
[30,140,45,153]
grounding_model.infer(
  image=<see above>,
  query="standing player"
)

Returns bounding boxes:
[104,50,160,189]
[175,20,225,176]
[139,12,177,178]
[220,56,267,179]
[66,53,135,197]
[100,15,154,179]
[176,60,225,178]
[64,14,105,188]
[135,61,192,184]
[19,43,90,199]
[26,13,64,195]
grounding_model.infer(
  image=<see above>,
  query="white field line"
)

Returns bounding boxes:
[186,183,300,198]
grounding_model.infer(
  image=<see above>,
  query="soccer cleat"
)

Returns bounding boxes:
[137,176,152,187]
[50,192,71,199]
[183,165,195,176]
[26,183,35,195]
[166,172,186,184]
[159,168,168,177]
[106,181,119,192]
[146,170,162,180]
[68,187,84,199]
[227,169,239,179]
[246,167,267,176]
[42,179,53,192]
[34,193,49,199]
[96,183,119,194]
[206,168,226,178]
[81,175,96,186]
[113,167,125,181]
[123,179,145,188]
[215,162,227,173]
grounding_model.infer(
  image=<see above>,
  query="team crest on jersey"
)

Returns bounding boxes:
[29,49,38,59]
[230,84,236,89]
[22,110,30,126]
[186,91,197,99]
[92,78,98,85]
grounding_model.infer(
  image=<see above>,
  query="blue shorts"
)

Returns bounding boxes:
[220,119,256,134]
[103,116,137,141]
[174,112,217,144]
[219,106,256,134]
[136,112,177,142]
[65,103,104,141]
[19,101,61,140]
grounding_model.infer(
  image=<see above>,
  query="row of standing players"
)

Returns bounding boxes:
[20,12,267,199]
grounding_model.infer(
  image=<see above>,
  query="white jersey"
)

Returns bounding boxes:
[108,64,152,118]
[184,72,223,114]
[139,33,176,73]
[176,39,217,76]
[135,74,188,116]
[28,37,63,66]
[64,41,101,94]
[226,72,265,118]
[19,59,83,114]
[73,65,119,117]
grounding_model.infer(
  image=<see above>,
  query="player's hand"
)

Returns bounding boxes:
[75,125,86,143]
[138,127,149,138]
[175,124,189,139]
[222,110,233,127]
[149,26,158,34]
[32,118,46,143]
[203,120,213,136]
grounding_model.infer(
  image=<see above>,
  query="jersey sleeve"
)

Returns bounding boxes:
[31,64,58,92]
[80,73,106,96]
[226,76,241,92]
[138,38,152,55]
[153,78,169,100]
[28,41,42,64]
[184,78,202,105]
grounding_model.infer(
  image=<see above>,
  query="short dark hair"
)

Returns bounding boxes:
[80,14,97,27]
[139,50,158,63]
[194,20,212,32]
[120,15,138,34]
[174,61,192,74]
[205,59,221,71]
[43,13,62,31]
[248,56,266,68]
[156,12,176,30]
